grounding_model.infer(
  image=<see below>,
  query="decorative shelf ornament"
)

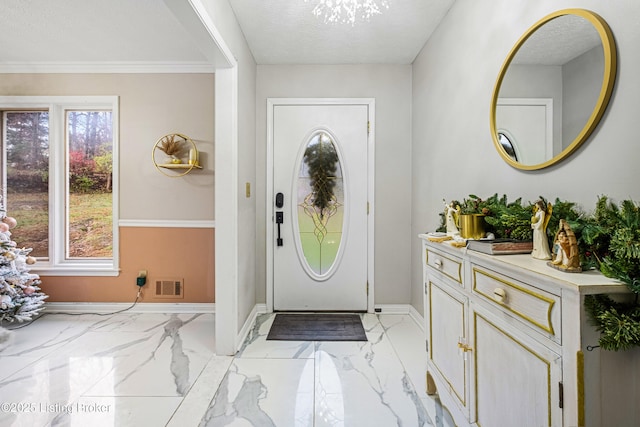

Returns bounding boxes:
[152,133,202,177]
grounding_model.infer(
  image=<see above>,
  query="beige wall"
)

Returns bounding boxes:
[0,73,215,303]
[411,0,640,314]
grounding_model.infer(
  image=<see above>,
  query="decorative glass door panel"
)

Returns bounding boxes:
[296,131,345,278]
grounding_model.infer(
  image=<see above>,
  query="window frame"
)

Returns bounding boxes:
[0,96,119,276]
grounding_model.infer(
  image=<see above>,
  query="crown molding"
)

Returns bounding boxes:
[0,61,215,74]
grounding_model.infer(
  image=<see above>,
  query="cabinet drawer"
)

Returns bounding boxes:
[425,248,463,285]
[472,266,561,342]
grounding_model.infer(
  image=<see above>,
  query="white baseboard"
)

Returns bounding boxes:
[235,304,268,352]
[408,305,425,333]
[374,303,424,332]
[45,302,215,314]
[255,303,268,315]
[374,303,412,314]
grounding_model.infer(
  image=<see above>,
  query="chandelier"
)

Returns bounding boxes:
[305,0,390,25]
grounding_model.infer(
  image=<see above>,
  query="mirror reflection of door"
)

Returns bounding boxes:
[496,98,553,165]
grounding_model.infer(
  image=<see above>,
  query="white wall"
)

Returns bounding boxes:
[256,64,413,306]
[201,0,257,330]
[411,0,640,314]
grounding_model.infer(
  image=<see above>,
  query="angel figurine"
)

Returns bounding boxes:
[444,200,460,237]
[531,200,552,260]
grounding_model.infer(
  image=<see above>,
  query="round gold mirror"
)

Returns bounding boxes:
[490,9,617,170]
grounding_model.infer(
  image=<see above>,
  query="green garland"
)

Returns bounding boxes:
[581,197,640,351]
[439,194,558,241]
[584,294,640,351]
[303,134,339,218]
[438,194,640,351]
[439,194,533,240]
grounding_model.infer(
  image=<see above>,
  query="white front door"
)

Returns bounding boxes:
[269,101,371,311]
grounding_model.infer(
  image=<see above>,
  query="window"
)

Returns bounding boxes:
[0,97,119,275]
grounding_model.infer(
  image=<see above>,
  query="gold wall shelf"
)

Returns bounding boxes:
[157,164,203,170]
[152,133,201,177]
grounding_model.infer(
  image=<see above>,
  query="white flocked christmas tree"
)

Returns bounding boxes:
[0,196,47,323]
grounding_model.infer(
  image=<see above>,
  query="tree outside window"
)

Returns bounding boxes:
[0,96,118,275]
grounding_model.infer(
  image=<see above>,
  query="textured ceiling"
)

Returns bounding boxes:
[512,14,603,66]
[0,0,456,68]
[229,0,456,64]
[0,1,602,69]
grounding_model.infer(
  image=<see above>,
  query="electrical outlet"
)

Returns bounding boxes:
[136,270,147,287]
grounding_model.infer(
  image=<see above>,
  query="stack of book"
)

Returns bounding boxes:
[466,239,533,255]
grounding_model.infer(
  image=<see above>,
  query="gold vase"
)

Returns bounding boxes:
[459,214,486,239]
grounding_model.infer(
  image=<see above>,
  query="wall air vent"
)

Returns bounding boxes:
[154,278,184,298]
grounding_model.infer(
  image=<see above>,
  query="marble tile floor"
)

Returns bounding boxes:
[0,312,453,426]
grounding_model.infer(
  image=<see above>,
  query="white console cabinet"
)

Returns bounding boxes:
[419,235,640,427]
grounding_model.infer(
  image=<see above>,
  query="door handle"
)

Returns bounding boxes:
[275,211,283,246]
[275,192,284,246]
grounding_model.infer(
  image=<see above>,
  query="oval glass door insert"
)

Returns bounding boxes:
[296,131,345,277]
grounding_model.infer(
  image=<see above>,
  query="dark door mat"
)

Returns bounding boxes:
[266,313,367,341]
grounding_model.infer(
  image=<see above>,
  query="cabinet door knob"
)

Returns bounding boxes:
[434,259,443,269]
[493,287,507,303]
